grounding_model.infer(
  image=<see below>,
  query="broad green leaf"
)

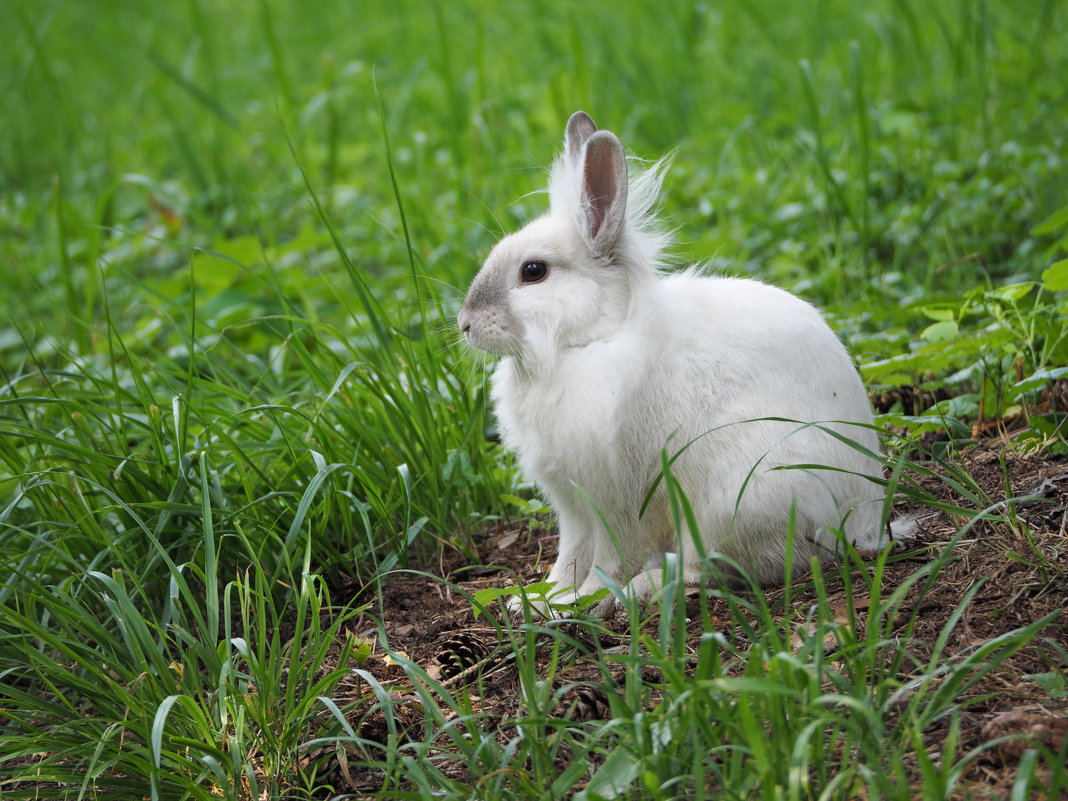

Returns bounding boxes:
[1025,674,1068,700]
[471,580,556,618]
[986,282,1035,302]
[501,494,551,515]
[574,744,642,801]
[871,373,914,386]
[1012,366,1068,399]
[920,306,956,322]
[1041,259,1068,291]
[1031,206,1068,236]
[571,587,611,611]
[920,320,959,342]
[471,585,518,611]
[861,348,955,380]
[575,719,673,801]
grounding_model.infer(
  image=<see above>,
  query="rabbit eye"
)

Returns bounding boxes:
[521,261,548,283]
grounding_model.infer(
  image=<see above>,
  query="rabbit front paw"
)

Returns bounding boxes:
[592,562,707,614]
[505,584,580,619]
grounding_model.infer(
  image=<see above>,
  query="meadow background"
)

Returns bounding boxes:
[1,0,1066,798]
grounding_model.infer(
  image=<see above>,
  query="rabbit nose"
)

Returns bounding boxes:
[458,310,472,334]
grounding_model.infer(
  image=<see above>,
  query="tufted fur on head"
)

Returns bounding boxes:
[547,111,674,279]
[458,112,674,378]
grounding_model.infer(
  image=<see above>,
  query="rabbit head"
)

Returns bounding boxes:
[458,112,669,370]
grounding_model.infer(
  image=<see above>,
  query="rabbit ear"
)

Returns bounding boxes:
[580,130,628,256]
[565,111,597,164]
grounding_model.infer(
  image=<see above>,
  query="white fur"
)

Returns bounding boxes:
[459,112,886,612]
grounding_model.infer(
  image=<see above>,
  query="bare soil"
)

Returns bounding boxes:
[328,444,1068,798]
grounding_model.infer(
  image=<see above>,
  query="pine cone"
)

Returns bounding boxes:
[435,632,491,680]
[554,685,612,722]
[981,710,1068,762]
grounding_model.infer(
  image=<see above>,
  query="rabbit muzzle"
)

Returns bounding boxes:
[458,290,519,357]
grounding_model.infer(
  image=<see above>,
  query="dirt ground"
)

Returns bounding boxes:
[329,442,1068,799]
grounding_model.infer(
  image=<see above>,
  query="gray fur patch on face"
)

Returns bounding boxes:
[459,267,520,356]
[463,272,508,311]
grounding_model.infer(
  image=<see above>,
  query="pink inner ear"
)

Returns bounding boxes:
[566,111,597,164]
[584,143,617,241]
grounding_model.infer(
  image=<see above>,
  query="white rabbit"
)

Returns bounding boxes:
[458,111,887,612]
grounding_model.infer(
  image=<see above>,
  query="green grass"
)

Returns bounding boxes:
[2,0,1067,798]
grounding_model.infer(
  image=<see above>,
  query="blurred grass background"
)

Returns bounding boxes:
[1,1,1066,796]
